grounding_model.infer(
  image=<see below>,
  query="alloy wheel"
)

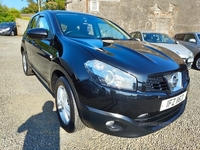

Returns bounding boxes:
[57,85,71,125]
[196,57,200,70]
[11,31,14,36]
[22,53,27,73]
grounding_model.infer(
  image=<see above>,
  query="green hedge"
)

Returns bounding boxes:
[0,4,21,23]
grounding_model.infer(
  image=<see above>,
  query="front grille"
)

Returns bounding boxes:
[146,76,169,91]
[146,70,189,92]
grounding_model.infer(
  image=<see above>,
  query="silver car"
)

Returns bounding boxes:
[174,32,200,70]
[130,31,194,69]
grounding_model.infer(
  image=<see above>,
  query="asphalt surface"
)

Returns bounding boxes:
[0,36,200,150]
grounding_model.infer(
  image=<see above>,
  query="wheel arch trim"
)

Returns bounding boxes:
[50,61,84,119]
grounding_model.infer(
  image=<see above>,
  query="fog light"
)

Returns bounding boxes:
[105,120,125,132]
[106,121,115,126]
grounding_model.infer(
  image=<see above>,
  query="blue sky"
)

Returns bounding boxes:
[2,0,28,10]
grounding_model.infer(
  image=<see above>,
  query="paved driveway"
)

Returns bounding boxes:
[0,36,199,149]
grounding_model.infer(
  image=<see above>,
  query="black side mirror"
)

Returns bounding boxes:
[27,28,48,39]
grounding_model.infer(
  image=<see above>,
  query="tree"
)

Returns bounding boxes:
[21,0,45,13]
[21,0,66,13]
[45,0,66,10]
[21,2,39,13]
[0,4,20,23]
[56,0,66,10]
[45,0,58,10]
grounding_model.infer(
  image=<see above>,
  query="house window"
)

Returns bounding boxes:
[90,0,99,12]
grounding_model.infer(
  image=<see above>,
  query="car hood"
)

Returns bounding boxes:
[70,38,184,77]
[0,26,5,30]
[0,25,11,29]
[151,43,192,57]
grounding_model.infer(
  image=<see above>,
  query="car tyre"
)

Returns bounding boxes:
[22,51,34,76]
[11,30,15,36]
[55,76,84,133]
[194,55,200,70]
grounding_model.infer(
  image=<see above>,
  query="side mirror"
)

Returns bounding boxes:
[175,40,179,44]
[134,38,141,41]
[27,28,48,39]
[188,38,196,43]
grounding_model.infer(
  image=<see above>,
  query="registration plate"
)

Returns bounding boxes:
[160,91,187,111]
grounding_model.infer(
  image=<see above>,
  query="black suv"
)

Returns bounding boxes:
[20,10,190,138]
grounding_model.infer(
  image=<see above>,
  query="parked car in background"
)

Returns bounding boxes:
[130,31,194,69]
[0,22,17,36]
[21,10,190,138]
[174,32,200,70]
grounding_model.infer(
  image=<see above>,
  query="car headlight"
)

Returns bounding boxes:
[84,60,137,91]
[189,51,194,59]
[186,51,194,63]
[3,27,10,32]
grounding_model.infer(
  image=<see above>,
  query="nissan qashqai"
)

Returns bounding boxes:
[21,10,189,138]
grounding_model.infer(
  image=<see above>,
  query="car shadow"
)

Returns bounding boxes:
[17,101,60,150]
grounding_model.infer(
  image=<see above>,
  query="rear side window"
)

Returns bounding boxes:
[183,34,196,42]
[174,34,185,40]
[135,32,142,41]
[130,32,136,38]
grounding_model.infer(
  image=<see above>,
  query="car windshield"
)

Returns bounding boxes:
[56,13,131,40]
[143,33,175,44]
[0,22,14,27]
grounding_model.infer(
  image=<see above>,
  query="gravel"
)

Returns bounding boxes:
[0,36,200,150]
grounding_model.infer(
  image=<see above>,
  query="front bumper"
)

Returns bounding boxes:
[75,65,190,137]
[76,78,189,137]
[80,99,187,138]
[0,30,12,36]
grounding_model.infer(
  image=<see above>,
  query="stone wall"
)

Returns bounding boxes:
[16,18,29,35]
[66,0,200,36]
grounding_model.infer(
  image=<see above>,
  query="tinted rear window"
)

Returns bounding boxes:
[174,34,185,40]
